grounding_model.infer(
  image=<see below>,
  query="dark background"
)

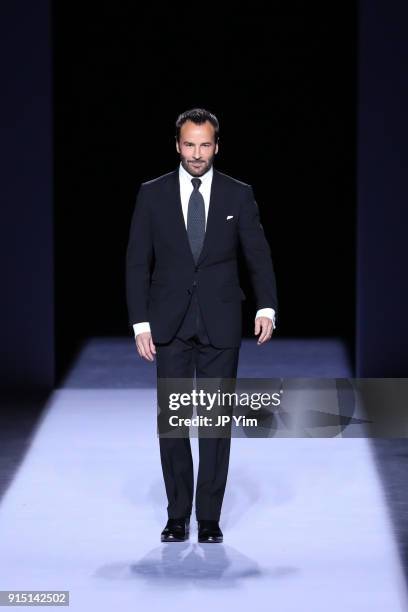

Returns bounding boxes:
[3,0,407,390]
[53,2,356,381]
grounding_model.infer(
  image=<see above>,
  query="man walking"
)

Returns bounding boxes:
[126,108,278,543]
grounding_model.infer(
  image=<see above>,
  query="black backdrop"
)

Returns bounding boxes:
[53,3,356,379]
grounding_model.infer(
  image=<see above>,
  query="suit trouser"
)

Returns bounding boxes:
[155,288,240,521]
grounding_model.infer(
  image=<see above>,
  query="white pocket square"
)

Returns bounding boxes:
[226,215,234,220]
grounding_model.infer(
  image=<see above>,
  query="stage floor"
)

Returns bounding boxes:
[0,338,406,610]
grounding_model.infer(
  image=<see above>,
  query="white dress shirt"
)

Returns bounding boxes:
[133,163,276,337]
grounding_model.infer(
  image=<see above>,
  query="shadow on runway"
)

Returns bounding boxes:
[95,543,298,588]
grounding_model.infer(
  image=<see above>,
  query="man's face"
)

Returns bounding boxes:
[176,120,219,176]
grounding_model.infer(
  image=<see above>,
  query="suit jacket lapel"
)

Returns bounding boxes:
[197,167,222,266]
[168,166,223,268]
[167,169,195,267]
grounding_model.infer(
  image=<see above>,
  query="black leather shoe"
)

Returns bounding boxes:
[161,517,190,542]
[197,520,223,543]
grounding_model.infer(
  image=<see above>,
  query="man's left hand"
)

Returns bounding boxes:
[254,316,274,344]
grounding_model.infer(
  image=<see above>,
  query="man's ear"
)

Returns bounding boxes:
[175,139,180,154]
[215,142,219,155]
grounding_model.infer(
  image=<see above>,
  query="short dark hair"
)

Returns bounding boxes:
[175,108,219,143]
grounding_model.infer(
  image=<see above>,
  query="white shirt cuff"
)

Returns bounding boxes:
[133,310,276,337]
[255,308,276,329]
[133,322,151,337]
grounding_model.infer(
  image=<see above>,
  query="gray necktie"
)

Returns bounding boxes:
[187,177,205,264]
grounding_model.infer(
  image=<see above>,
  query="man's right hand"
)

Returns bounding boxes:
[135,332,156,362]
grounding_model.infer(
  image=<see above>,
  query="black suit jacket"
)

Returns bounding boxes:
[126,166,278,348]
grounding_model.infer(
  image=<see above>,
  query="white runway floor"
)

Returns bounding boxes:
[0,387,407,610]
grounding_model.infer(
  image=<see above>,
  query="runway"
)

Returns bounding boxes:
[0,339,406,610]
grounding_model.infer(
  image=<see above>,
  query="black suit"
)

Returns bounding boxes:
[126,166,278,520]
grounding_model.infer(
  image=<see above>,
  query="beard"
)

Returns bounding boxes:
[179,154,215,177]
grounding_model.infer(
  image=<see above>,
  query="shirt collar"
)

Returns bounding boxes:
[179,161,213,186]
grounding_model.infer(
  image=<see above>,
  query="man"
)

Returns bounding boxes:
[126,108,278,543]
